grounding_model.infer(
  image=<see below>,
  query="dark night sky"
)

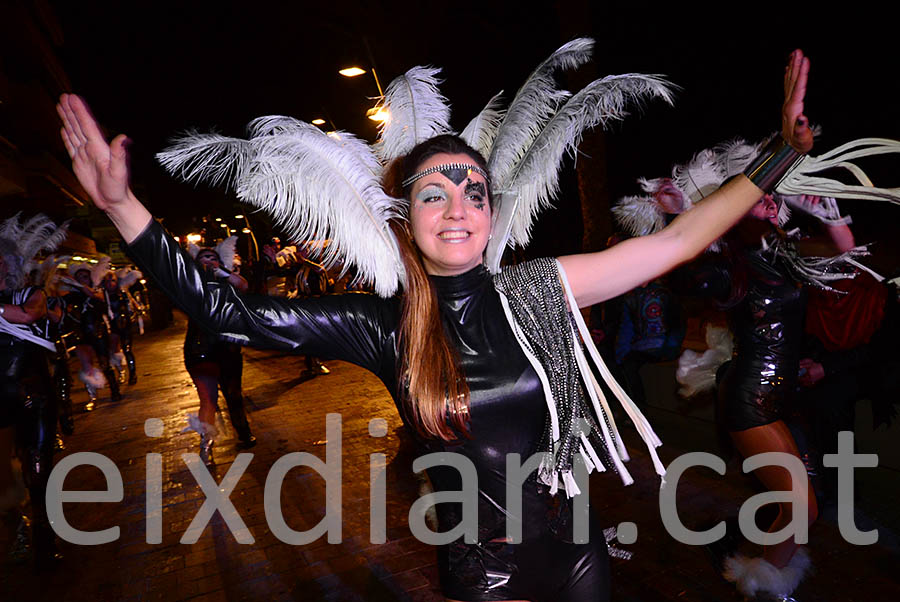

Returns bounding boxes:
[45,1,900,265]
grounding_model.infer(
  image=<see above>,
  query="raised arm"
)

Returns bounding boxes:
[560,50,813,307]
[57,94,152,243]
[57,94,397,373]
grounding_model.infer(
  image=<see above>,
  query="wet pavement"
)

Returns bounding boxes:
[1,311,898,601]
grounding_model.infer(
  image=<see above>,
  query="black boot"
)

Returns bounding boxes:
[125,348,137,385]
[104,368,123,401]
[230,404,257,448]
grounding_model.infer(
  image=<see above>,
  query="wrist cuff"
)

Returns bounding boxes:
[744,137,803,193]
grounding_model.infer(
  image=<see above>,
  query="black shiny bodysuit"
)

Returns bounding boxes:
[129,220,609,601]
[719,250,807,431]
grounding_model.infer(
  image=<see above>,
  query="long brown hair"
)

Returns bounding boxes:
[384,135,492,440]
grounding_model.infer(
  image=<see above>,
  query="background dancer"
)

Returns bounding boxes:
[183,239,256,466]
[0,214,68,570]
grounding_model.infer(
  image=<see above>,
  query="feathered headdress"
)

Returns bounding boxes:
[0,213,69,289]
[157,38,676,292]
[115,267,143,290]
[158,118,406,297]
[373,66,452,164]
[63,256,111,290]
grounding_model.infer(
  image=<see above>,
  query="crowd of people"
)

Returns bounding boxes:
[1,40,897,602]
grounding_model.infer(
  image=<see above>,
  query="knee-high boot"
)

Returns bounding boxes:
[54,356,74,435]
[221,350,255,447]
[21,396,63,571]
[124,344,137,385]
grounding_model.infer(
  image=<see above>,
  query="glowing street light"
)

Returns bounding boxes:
[186,233,202,244]
[234,214,244,219]
[338,67,367,77]
[311,118,326,126]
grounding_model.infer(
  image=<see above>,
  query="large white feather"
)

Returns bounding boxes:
[611,195,666,237]
[503,74,675,246]
[487,38,594,191]
[460,92,506,159]
[18,214,70,262]
[158,117,405,297]
[215,236,238,271]
[374,66,452,164]
[236,122,405,297]
[156,131,253,190]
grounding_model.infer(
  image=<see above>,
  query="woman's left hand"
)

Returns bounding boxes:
[782,50,814,153]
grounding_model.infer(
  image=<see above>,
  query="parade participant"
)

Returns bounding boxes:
[0,213,67,569]
[102,267,142,385]
[59,42,814,601]
[619,138,875,599]
[62,258,122,405]
[183,237,256,465]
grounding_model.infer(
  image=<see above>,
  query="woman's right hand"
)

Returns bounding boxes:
[782,50,813,153]
[57,94,131,211]
[57,94,153,243]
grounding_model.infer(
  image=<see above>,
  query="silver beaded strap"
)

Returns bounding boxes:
[401,163,490,189]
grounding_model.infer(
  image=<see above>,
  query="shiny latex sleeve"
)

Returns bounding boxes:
[125,219,401,376]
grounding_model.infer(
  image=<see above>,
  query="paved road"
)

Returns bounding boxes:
[2,312,897,601]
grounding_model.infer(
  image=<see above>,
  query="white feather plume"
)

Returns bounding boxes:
[156,131,253,190]
[460,91,506,159]
[502,74,676,246]
[487,38,594,191]
[374,66,452,164]
[0,213,69,262]
[215,236,238,271]
[91,256,111,287]
[236,120,405,297]
[612,195,666,236]
[159,116,406,297]
[0,213,69,288]
[115,267,143,289]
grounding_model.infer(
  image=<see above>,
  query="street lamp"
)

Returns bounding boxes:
[338,38,387,124]
[235,214,259,262]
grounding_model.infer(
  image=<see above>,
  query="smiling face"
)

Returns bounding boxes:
[407,153,492,276]
[749,193,779,225]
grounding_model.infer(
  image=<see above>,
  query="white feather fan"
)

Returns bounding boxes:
[215,236,238,271]
[159,117,406,297]
[460,91,505,160]
[487,38,594,191]
[501,74,675,249]
[374,66,452,164]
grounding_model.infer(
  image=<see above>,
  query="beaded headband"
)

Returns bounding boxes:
[401,163,490,189]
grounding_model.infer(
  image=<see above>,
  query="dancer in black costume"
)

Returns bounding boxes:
[183,243,256,465]
[0,215,68,569]
[64,264,122,404]
[58,46,814,601]
[102,268,142,385]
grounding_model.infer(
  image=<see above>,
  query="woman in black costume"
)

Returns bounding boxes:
[57,48,813,601]
[64,265,122,404]
[0,218,66,569]
[707,193,858,599]
[102,269,139,385]
[183,244,256,465]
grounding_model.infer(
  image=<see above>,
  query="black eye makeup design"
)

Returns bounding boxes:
[465,178,487,210]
